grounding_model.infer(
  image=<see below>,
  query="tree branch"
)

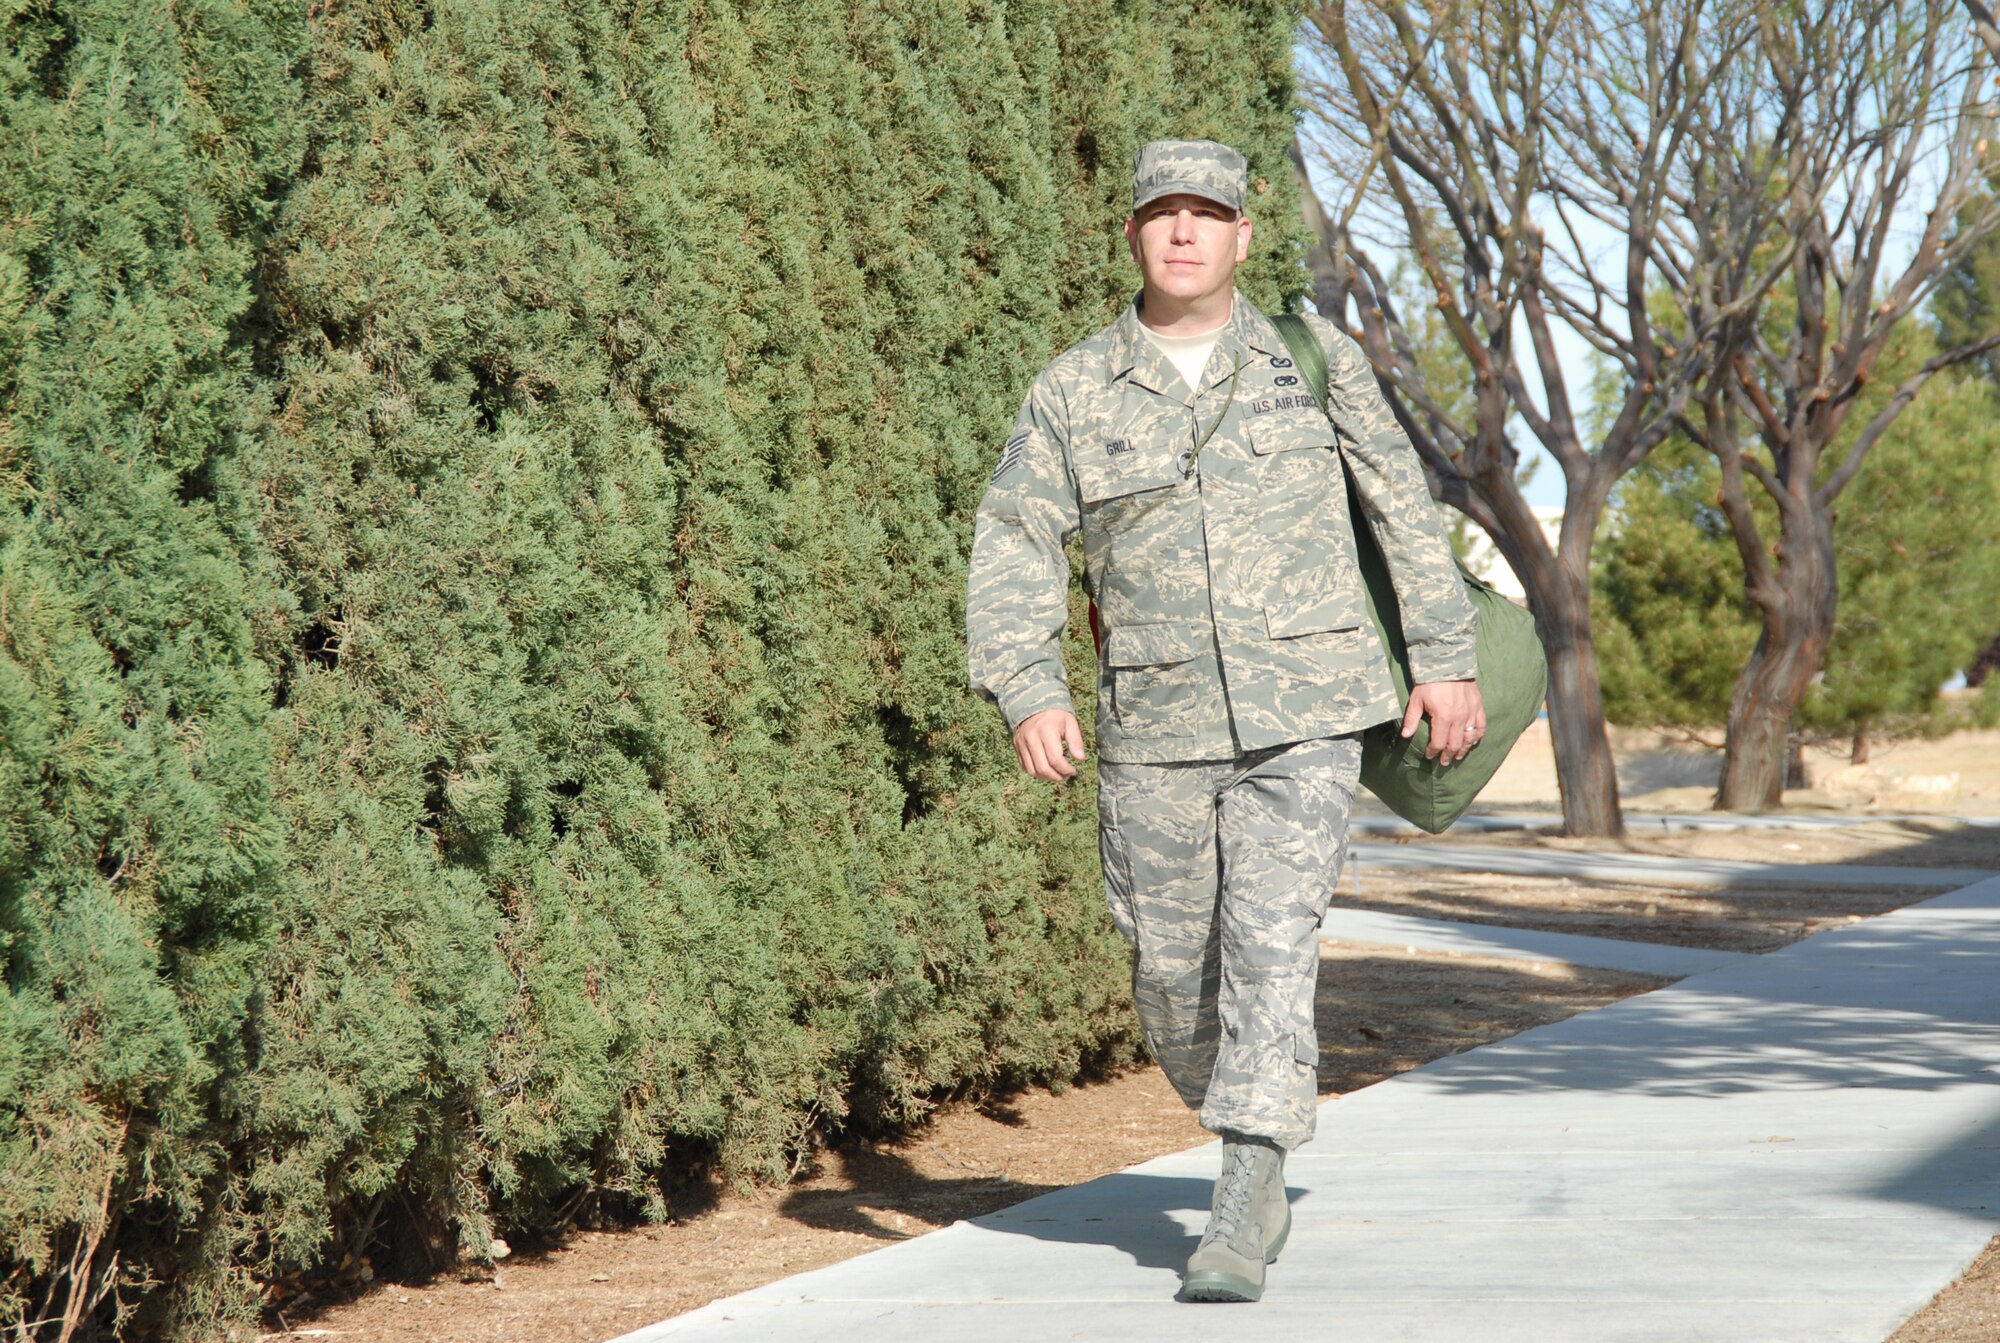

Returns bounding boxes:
[1818,331,2000,504]
[1966,0,2000,62]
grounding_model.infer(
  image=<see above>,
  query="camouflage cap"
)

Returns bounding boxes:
[1131,139,1248,214]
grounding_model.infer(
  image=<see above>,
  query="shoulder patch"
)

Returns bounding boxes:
[991,430,1031,483]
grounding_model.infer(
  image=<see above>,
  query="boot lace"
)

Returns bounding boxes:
[1205,1145,1262,1248]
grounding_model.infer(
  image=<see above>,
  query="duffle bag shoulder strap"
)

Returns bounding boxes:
[1268,312,1549,834]
[1267,308,1403,671]
[1269,312,1330,412]
[1268,311,1494,591]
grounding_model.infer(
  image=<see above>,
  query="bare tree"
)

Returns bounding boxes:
[1677,0,2000,808]
[1295,0,1776,836]
[1965,0,2000,64]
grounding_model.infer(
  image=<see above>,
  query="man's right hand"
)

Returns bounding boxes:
[1014,709,1088,781]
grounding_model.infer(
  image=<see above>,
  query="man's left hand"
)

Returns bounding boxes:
[1402,679,1486,765]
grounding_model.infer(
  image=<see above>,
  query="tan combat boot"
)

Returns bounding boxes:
[1180,1135,1290,1302]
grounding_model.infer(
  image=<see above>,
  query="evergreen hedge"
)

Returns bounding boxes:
[3,0,1307,1333]
[1,0,303,1329]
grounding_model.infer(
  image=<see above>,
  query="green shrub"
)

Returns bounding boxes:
[5,0,1308,1333]
[0,0,303,1331]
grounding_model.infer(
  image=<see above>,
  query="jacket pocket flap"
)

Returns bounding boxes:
[1245,414,1336,456]
[1264,589,1367,639]
[1104,621,1209,667]
[1075,445,1183,504]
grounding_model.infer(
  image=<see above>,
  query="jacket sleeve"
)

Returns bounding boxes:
[1307,313,1479,685]
[966,373,1083,731]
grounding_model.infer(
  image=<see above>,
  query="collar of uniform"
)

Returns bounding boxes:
[1107,297,1192,402]
[1110,292,1264,401]
[1203,292,1269,392]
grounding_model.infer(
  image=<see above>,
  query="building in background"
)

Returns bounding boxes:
[1457,507,1564,604]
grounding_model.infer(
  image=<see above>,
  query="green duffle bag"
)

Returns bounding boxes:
[1271,313,1548,834]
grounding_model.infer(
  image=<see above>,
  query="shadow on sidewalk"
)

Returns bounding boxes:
[1391,896,2000,1101]
[961,884,2000,1267]
[774,1145,1074,1244]
[965,1170,1212,1273]
[785,842,2000,1268]
[1353,881,2000,1224]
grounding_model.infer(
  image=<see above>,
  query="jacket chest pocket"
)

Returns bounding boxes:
[1243,411,1344,515]
[1075,437,1186,505]
[1244,405,1338,458]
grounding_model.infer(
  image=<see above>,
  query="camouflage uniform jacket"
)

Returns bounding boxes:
[966,292,1478,764]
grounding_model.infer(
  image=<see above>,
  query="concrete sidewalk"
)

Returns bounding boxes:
[1317,906,1751,977]
[1350,811,2000,836]
[1346,841,1994,889]
[616,876,2000,1343]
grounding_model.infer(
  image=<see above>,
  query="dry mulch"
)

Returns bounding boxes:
[1891,1237,2000,1342]
[267,947,1660,1343]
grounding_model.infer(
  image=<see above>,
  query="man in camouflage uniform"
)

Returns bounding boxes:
[965,140,1485,1303]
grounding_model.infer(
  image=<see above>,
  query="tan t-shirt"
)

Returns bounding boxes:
[1140,311,1231,393]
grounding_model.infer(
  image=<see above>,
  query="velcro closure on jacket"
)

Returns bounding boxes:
[1103,621,1210,668]
[1263,589,1367,640]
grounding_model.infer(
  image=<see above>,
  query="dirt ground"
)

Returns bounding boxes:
[1472,719,2000,818]
[266,947,1664,1343]
[268,742,2000,1343]
[1395,810,2000,871]
[1892,1238,2000,1342]
[1344,867,1913,951]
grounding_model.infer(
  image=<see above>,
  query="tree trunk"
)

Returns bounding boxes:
[1850,728,1870,765]
[1970,629,2000,688]
[1718,515,1838,810]
[1534,571,1624,838]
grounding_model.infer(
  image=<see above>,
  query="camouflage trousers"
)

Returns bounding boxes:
[1097,734,1360,1150]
